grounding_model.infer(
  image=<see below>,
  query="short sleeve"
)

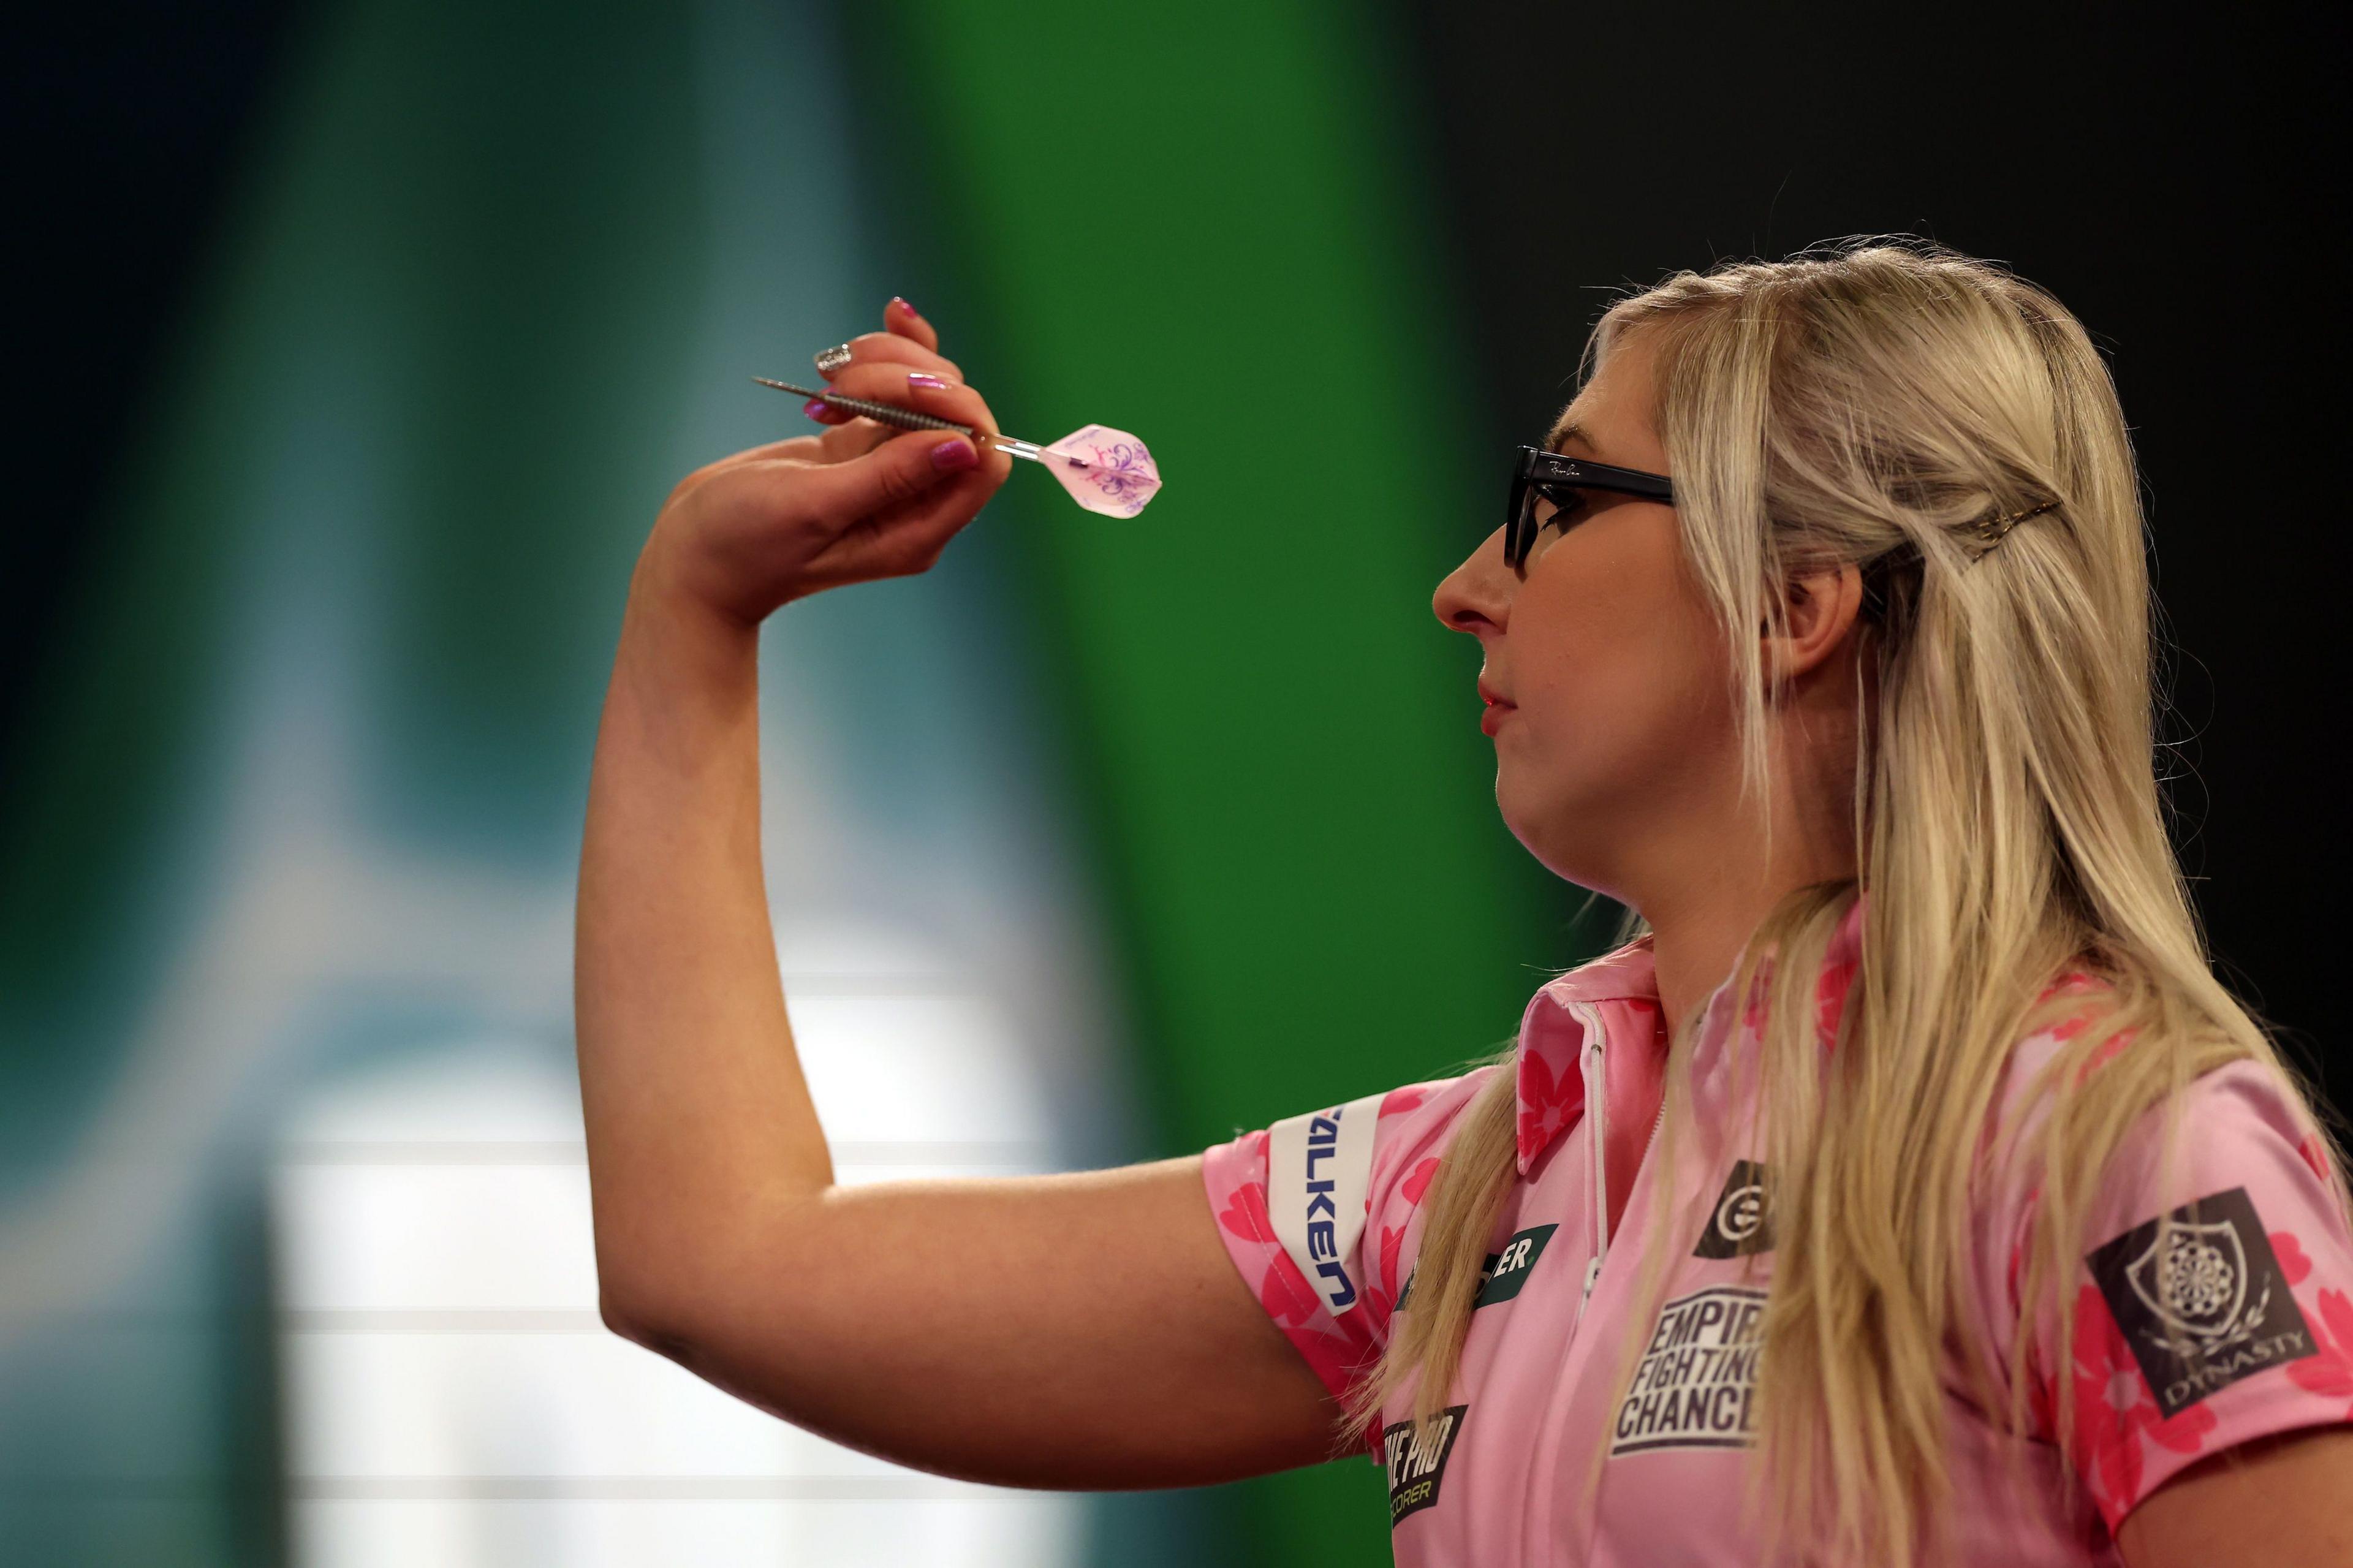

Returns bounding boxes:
[1996,1058,2353,1533]
[1199,1071,1491,1426]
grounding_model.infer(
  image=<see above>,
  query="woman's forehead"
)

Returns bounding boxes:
[1544,341,1664,466]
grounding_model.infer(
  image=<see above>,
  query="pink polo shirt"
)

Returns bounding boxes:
[1201,915,2353,1564]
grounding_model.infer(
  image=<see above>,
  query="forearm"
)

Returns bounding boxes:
[575,555,832,1334]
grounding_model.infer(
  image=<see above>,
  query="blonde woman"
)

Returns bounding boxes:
[575,255,2353,1565]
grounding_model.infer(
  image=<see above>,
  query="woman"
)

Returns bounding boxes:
[575,246,2352,1565]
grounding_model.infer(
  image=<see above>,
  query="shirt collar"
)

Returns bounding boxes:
[1511,937,1662,1177]
[1511,898,1865,1176]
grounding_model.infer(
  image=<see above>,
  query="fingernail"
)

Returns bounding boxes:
[930,437,977,472]
[814,343,852,376]
[907,371,950,391]
[803,398,832,420]
[892,295,923,321]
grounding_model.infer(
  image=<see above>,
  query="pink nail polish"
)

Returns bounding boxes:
[907,372,950,391]
[930,437,977,472]
[803,398,830,420]
[892,295,922,320]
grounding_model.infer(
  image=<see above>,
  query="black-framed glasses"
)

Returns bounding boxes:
[1504,445,1675,570]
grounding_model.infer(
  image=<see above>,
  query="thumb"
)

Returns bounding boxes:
[791,428,979,524]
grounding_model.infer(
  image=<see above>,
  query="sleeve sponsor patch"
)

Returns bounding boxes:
[1610,1286,1766,1455]
[1692,1159,1773,1259]
[1382,1404,1467,1525]
[2085,1185,2316,1418]
[1267,1090,1386,1316]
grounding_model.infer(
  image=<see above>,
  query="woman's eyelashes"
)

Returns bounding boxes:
[1540,489,1594,534]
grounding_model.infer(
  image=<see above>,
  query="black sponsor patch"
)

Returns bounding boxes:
[1610,1286,1767,1455]
[1474,1223,1557,1306]
[2086,1186,2315,1418]
[1382,1403,1467,1525]
[1396,1223,1558,1312]
[1692,1159,1773,1259]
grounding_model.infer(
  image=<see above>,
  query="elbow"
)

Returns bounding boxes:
[594,1243,713,1360]
[599,1277,716,1371]
[597,1273,683,1352]
[592,1190,830,1359]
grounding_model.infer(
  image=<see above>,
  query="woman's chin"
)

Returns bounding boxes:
[1495,782,1628,890]
[1499,814,1611,892]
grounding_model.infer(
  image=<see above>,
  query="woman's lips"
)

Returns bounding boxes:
[1480,700,1515,736]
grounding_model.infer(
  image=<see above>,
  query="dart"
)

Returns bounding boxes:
[754,377,1162,518]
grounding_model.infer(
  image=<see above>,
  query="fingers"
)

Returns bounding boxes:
[784,425,982,517]
[800,362,1012,490]
[802,333,955,428]
[813,326,960,389]
[820,360,1003,445]
[883,295,939,354]
[805,299,958,436]
[768,425,1004,588]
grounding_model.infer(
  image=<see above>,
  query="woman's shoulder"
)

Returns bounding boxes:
[1366,1064,1510,1176]
[1985,967,2328,1160]
[1966,972,2353,1533]
[1970,966,2347,1338]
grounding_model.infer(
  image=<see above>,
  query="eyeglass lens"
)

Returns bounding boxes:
[1508,478,1562,569]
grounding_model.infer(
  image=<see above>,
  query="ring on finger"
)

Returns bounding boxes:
[814,343,854,376]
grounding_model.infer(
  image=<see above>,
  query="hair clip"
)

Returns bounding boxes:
[1966,498,2060,553]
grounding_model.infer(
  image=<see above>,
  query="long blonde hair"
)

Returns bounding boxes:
[1346,241,2347,1562]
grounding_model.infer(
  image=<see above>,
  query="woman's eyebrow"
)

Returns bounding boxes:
[1548,420,1599,455]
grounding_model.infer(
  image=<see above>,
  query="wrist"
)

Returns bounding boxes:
[633,508,790,627]
[620,544,762,689]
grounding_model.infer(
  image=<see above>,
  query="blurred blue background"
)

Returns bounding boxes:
[2,3,2340,1564]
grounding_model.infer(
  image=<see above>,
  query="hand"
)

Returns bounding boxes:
[638,298,1014,624]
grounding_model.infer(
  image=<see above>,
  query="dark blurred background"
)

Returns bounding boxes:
[2,3,2342,1565]
[1403,5,2347,1085]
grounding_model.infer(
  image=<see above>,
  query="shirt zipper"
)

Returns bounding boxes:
[1575,1006,1609,1320]
[1573,1002,1668,1324]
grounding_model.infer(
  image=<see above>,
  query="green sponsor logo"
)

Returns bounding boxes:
[1396,1222,1558,1312]
[1473,1222,1557,1306]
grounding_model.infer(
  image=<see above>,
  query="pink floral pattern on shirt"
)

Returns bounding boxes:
[2045,1220,2353,1534]
[2056,1282,2220,1525]
[1361,1156,1438,1334]
[1382,1085,1433,1121]
[1210,1131,1368,1395]
[1515,1045,1581,1174]
[1200,1089,1477,1434]
[2003,1034,2353,1537]
[2281,1223,2353,1418]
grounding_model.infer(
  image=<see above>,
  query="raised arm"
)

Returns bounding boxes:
[574,305,1338,1489]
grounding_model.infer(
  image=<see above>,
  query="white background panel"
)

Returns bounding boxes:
[284,1330,906,1477]
[275,1018,1085,1568]
[289,1497,1078,1568]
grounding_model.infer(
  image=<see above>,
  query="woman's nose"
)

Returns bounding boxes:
[1433,531,1510,634]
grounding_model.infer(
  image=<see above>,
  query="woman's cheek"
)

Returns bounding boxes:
[1525,613,1712,792]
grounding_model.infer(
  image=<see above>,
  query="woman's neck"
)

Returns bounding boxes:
[1635,730,1860,1040]
[1645,877,1833,1042]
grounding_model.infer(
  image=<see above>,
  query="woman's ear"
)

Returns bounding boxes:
[1763,562,1865,686]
